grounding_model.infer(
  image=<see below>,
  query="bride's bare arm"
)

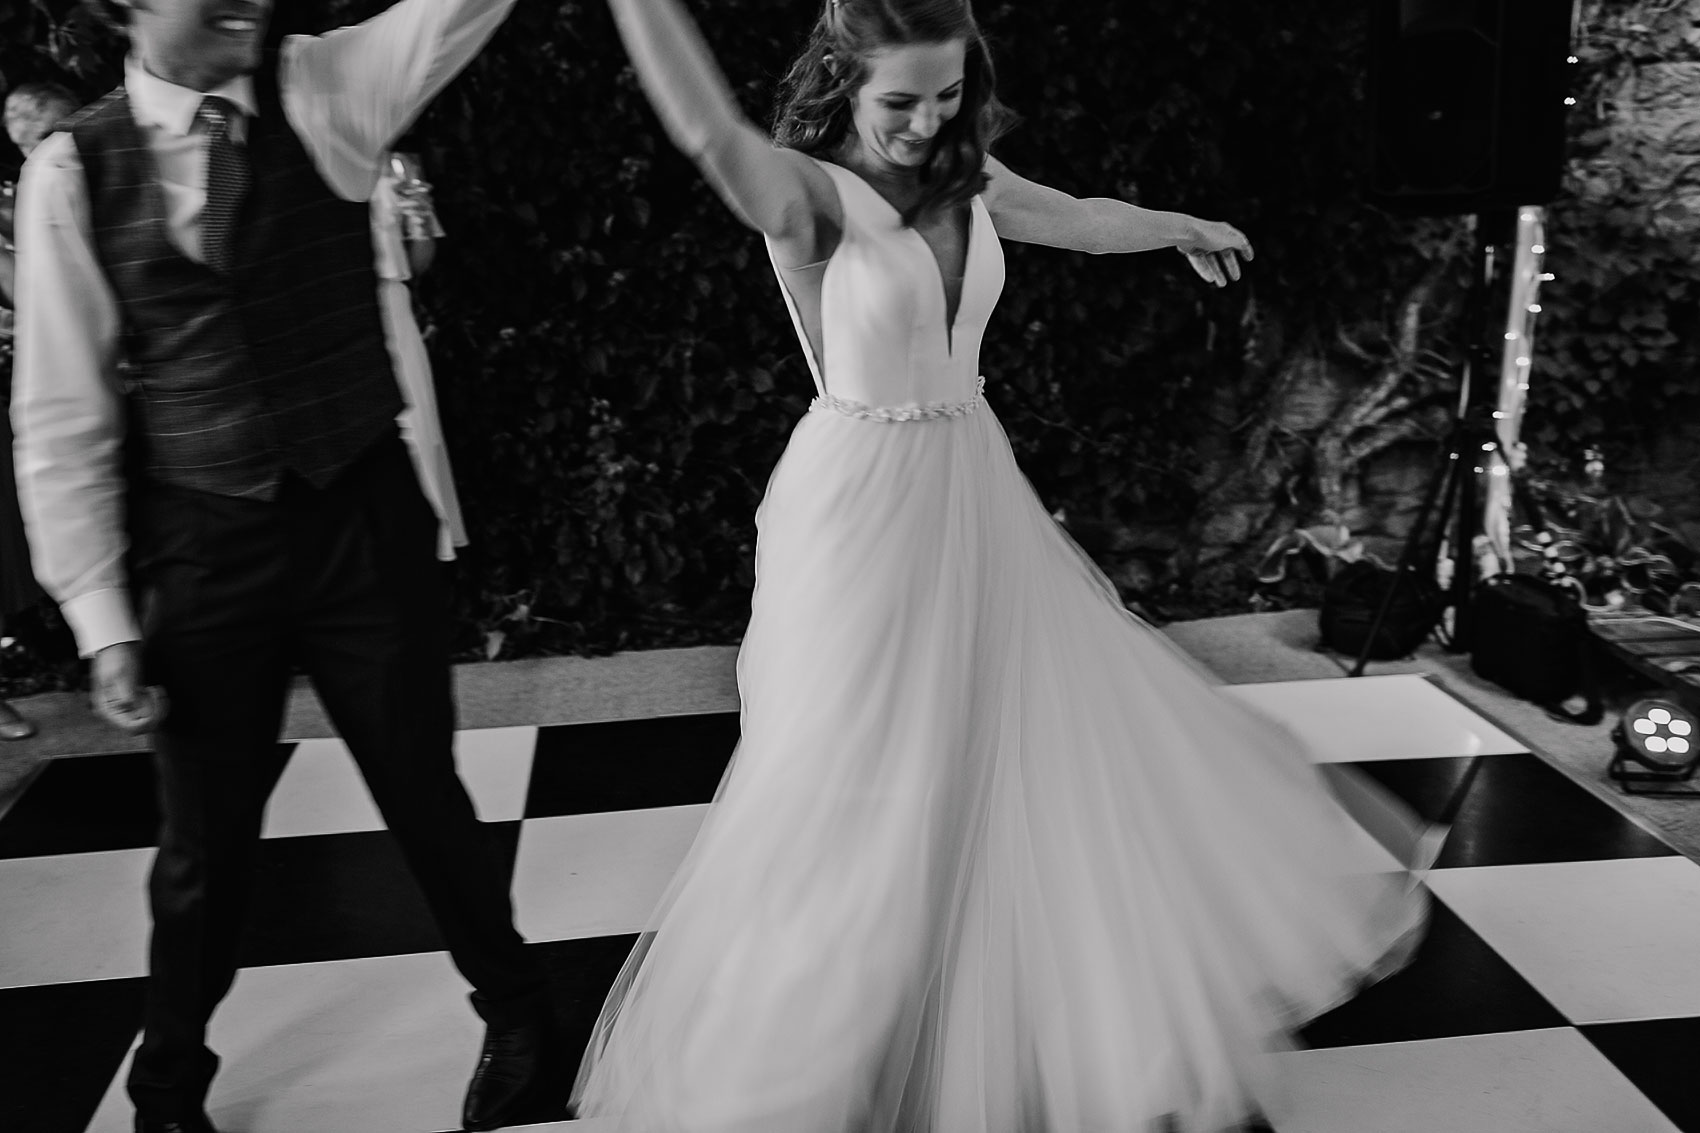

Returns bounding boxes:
[604,0,839,262]
[982,156,1252,286]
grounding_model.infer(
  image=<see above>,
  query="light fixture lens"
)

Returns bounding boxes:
[1615,696,1700,778]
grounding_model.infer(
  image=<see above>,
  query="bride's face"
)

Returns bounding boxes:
[847,39,966,172]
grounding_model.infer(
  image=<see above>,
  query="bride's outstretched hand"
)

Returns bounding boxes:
[1176,218,1253,288]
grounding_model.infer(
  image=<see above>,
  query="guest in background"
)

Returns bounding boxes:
[2,84,82,309]
[373,146,467,561]
[4,82,80,161]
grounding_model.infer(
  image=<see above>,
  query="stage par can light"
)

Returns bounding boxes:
[1610,696,1700,795]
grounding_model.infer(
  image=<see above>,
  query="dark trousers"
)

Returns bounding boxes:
[124,432,547,1121]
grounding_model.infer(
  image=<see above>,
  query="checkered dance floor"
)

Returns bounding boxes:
[3,673,1698,1132]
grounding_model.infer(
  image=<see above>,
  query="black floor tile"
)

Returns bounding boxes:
[237,822,522,968]
[1352,753,1677,868]
[535,932,640,1064]
[0,745,295,860]
[526,714,740,817]
[0,977,145,1133]
[1582,1017,1700,1133]
[0,752,161,859]
[1299,896,1567,1048]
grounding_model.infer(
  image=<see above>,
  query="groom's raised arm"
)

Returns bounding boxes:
[281,0,521,201]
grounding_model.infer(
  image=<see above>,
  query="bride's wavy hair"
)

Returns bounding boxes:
[771,0,1013,225]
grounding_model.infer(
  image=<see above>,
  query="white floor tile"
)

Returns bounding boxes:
[454,725,541,823]
[1226,674,1526,763]
[512,806,707,942]
[0,848,149,988]
[1270,1028,1680,1133]
[1428,856,1700,1024]
[85,952,490,1133]
[259,738,378,840]
[260,726,538,839]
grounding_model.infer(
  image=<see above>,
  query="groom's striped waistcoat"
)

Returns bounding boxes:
[67,54,402,501]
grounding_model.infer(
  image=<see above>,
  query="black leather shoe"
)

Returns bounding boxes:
[134,1116,219,1133]
[462,1018,555,1131]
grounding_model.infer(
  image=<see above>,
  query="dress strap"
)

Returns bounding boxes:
[762,156,866,401]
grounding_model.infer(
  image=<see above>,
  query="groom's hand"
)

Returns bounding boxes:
[91,642,168,734]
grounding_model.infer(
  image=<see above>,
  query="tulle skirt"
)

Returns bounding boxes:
[570,397,1433,1132]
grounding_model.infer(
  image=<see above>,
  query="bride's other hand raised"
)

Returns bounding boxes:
[1176,218,1253,288]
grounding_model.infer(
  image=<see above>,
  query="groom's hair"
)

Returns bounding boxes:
[771,0,1015,227]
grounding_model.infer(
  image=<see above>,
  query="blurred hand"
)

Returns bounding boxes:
[91,641,168,734]
[1177,217,1253,288]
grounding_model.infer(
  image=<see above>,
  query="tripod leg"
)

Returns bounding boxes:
[1349,431,1462,677]
[1448,448,1484,653]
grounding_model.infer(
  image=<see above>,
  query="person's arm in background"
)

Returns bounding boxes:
[1,185,16,306]
[390,152,442,276]
[405,233,435,275]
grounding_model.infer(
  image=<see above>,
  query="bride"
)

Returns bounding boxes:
[570,1,1436,1129]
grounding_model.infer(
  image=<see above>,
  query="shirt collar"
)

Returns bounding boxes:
[124,55,259,138]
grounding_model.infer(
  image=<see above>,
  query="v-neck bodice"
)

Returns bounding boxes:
[767,157,1006,414]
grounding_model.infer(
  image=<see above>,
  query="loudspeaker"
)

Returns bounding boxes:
[1369,0,1578,215]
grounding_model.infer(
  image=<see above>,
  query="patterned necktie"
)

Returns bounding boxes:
[195,96,250,275]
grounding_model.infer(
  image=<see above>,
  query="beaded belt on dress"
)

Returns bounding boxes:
[809,376,986,423]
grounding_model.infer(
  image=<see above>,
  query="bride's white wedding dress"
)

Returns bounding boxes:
[570,157,1433,1132]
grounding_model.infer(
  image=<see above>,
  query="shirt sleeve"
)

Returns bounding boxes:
[280,0,520,202]
[11,131,140,657]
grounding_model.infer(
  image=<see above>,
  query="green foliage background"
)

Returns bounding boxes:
[1527,2,1700,454]
[2,0,1695,678]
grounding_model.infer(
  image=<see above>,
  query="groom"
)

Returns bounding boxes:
[12,0,553,1130]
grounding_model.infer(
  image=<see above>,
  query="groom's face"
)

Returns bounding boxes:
[123,0,272,92]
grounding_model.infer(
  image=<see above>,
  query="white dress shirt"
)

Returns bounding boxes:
[13,0,517,657]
